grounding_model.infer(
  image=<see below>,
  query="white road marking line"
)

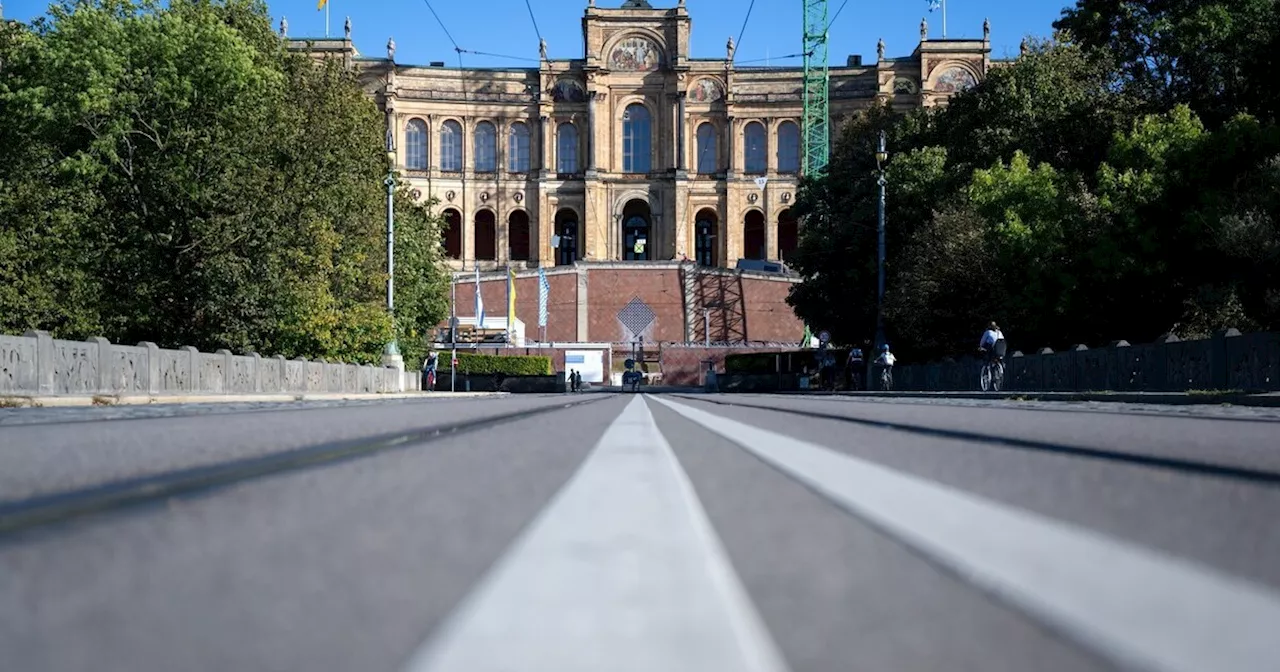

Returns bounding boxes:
[650,396,1280,672]
[401,396,790,672]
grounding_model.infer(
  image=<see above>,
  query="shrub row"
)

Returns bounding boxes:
[442,353,554,376]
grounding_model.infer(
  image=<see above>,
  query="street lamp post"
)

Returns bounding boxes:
[381,128,405,383]
[874,129,888,351]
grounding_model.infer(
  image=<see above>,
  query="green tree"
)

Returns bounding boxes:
[0,0,451,363]
[1055,0,1280,125]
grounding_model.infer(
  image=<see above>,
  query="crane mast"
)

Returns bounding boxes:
[801,0,830,176]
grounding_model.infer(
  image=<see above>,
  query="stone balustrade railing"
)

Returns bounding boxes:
[0,331,416,397]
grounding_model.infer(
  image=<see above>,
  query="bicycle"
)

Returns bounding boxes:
[879,365,893,391]
[979,339,1007,392]
[979,357,1004,391]
[424,369,437,391]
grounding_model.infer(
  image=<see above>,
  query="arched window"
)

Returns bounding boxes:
[622,199,651,261]
[406,118,428,170]
[744,122,767,174]
[474,210,497,261]
[440,120,463,172]
[508,210,531,261]
[778,208,799,262]
[622,104,652,174]
[556,123,578,174]
[695,209,718,267]
[696,123,718,174]
[442,208,462,259]
[777,121,801,174]
[508,122,531,173]
[743,210,766,260]
[474,121,497,173]
[555,208,579,266]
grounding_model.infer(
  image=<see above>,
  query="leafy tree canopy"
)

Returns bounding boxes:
[0,0,451,366]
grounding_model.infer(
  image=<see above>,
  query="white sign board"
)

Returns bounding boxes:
[564,350,605,384]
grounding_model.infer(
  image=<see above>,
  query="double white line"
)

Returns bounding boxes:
[405,396,1280,672]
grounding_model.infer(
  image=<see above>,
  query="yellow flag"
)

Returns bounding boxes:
[317,0,328,10]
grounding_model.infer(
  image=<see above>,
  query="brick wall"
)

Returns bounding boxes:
[451,269,579,342]
[587,267,685,343]
[443,263,804,347]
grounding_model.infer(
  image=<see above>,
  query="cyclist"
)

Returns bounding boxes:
[978,322,1005,358]
[422,350,439,391]
[846,348,865,390]
[874,344,896,390]
[978,322,1007,391]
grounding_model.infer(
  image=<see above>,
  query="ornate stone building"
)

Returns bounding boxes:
[293,0,1000,272]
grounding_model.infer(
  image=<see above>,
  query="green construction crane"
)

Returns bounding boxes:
[802,0,830,176]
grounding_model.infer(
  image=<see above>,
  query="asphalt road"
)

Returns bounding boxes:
[2,393,1279,672]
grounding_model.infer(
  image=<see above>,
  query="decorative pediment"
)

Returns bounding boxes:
[688,78,723,103]
[609,36,661,71]
[933,66,977,93]
[551,78,586,103]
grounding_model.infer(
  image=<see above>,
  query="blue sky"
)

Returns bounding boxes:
[7,0,1071,67]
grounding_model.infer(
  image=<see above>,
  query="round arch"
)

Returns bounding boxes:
[621,198,652,261]
[742,209,767,261]
[507,209,530,261]
[554,208,580,266]
[602,31,666,71]
[778,208,799,263]
[694,208,719,267]
[440,208,462,260]
[474,208,497,261]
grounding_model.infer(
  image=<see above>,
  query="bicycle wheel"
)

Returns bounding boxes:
[881,369,893,391]
[992,361,1004,392]
[980,364,991,392]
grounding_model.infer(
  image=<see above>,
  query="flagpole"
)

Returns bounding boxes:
[450,273,457,393]
[943,0,947,38]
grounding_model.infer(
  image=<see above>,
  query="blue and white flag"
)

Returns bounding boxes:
[474,266,485,328]
[537,267,550,328]
[927,0,942,11]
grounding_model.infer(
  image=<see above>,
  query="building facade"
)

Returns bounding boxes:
[295,0,1000,273]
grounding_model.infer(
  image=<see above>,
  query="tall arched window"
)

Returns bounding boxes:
[557,123,578,174]
[508,210,531,261]
[695,209,718,267]
[475,210,497,261]
[555,208,579,266]
[622,104,652,174]
[777,121,801,174]
[743,210,766,260]
[696,123,718,174]
[508,122,531,173]
[744,122,767,174]
[778,208,799,262]
[440,120,463,172]
[406,118,427,170]
[442,208,462,259]
[474,121,497,173]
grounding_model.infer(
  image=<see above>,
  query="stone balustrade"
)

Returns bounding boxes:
[0,331,415,397]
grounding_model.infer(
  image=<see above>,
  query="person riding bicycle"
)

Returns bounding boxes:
[874,344,896,368]
[873,344,896,390]
[978,322,1006,362]
[846,347,865,390]
[422,350,439,391]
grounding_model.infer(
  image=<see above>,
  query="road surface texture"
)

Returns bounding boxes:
[2,393,1278,672]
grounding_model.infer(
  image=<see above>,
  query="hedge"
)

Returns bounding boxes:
[442,353,554,376]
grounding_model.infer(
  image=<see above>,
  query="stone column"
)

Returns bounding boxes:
[677,92,688,172]
[587,91,601,172]
[726,116,737,178]
[23,330,55,395]
[88,337,112,395]
[539,114,550,174]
